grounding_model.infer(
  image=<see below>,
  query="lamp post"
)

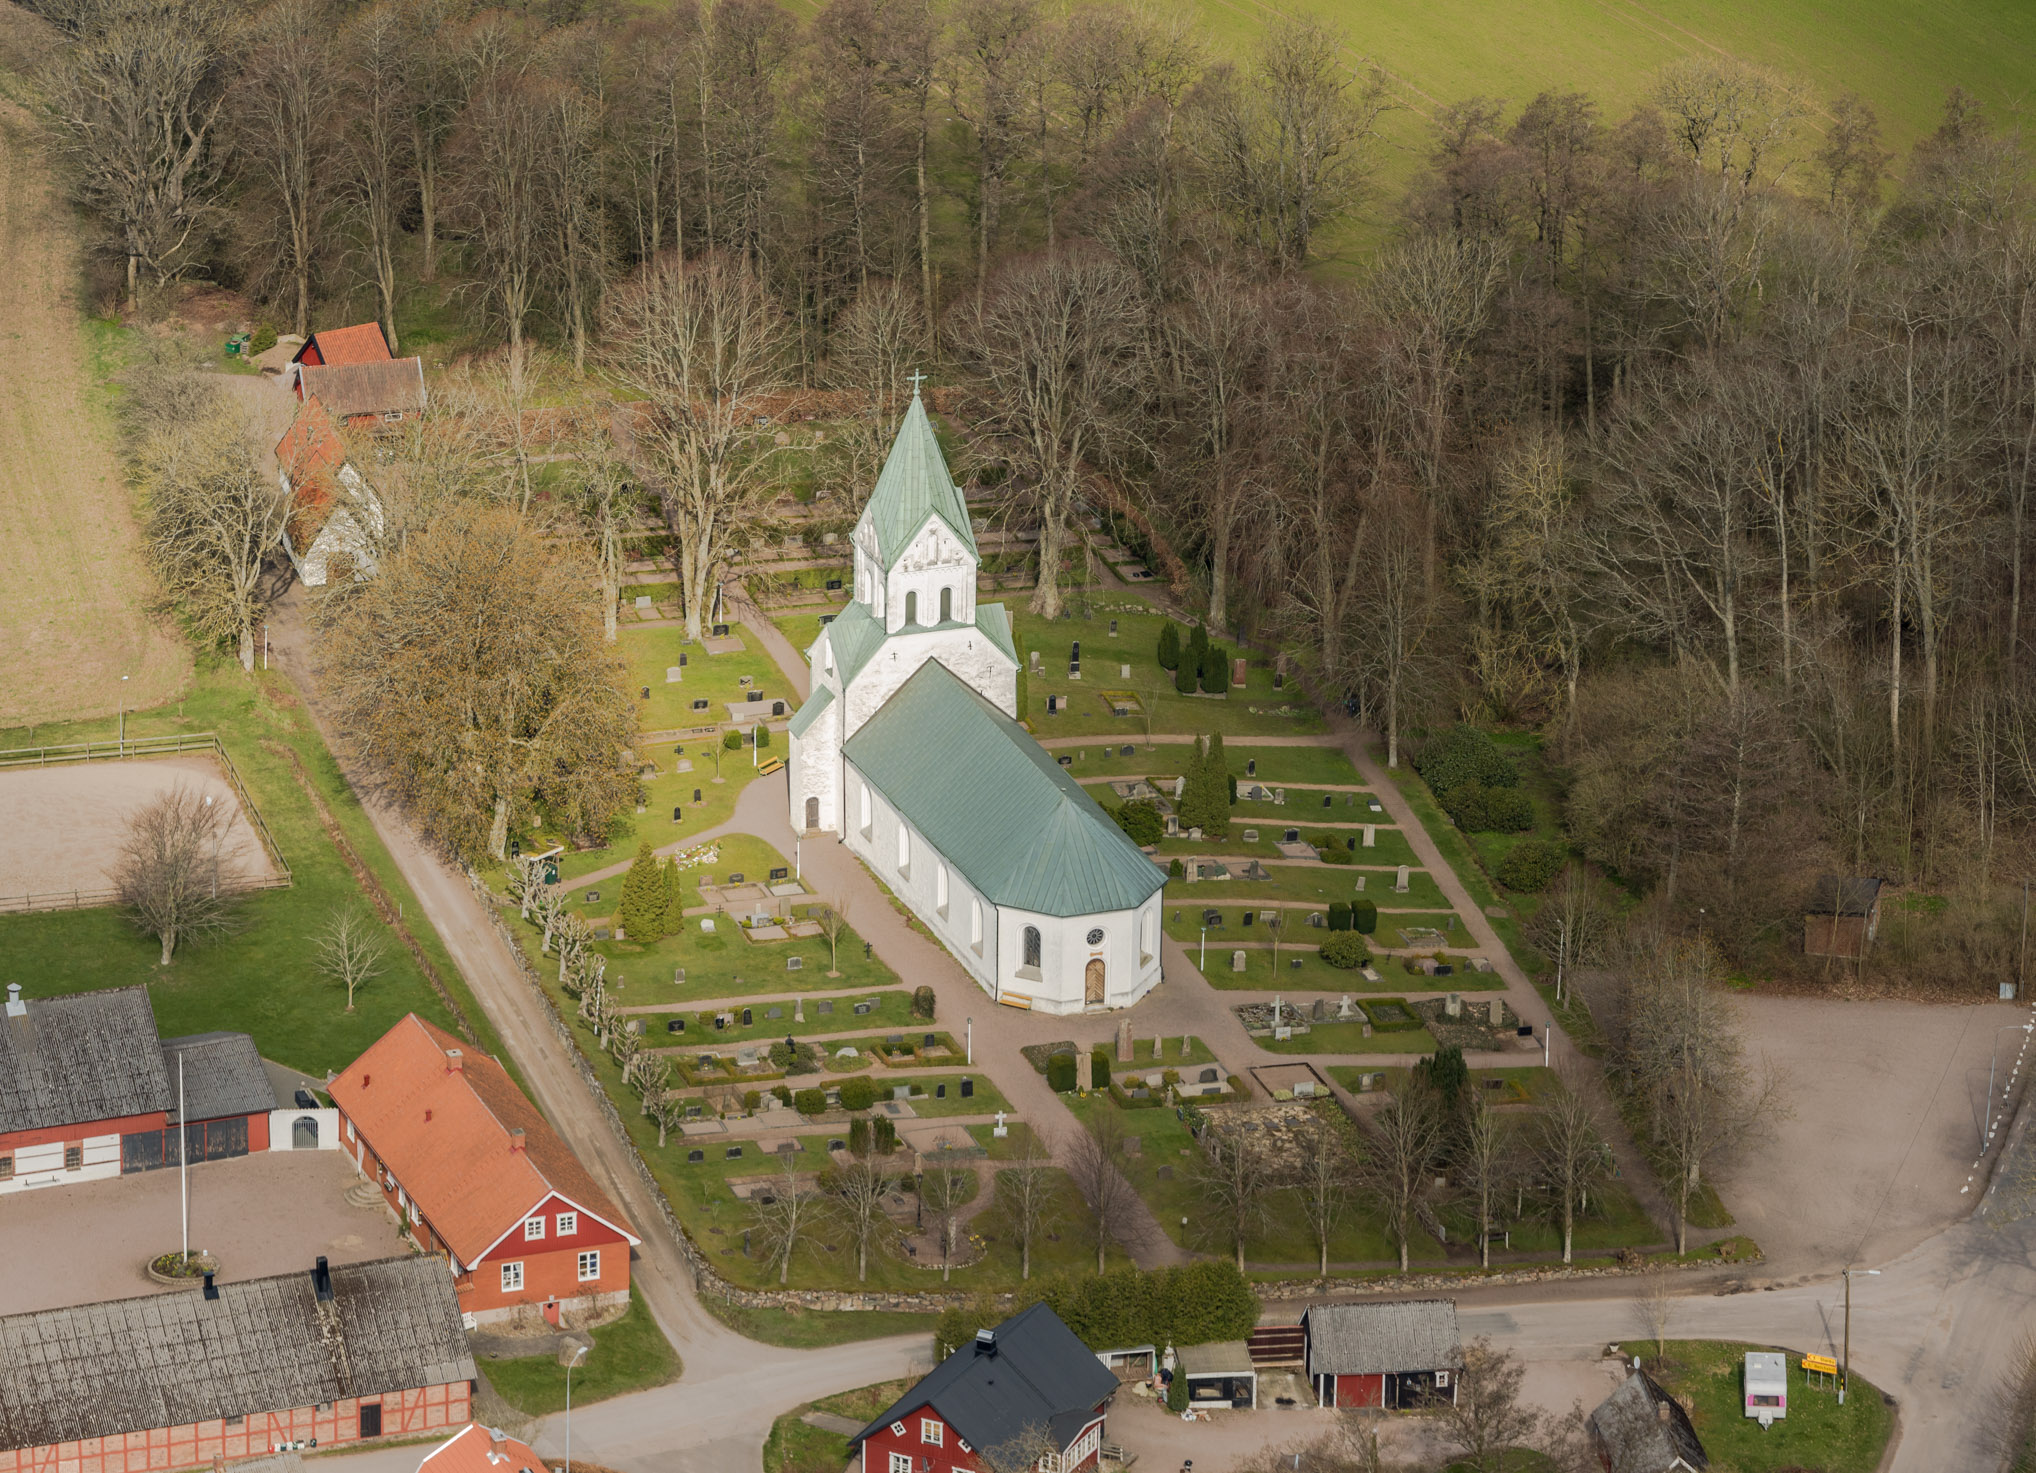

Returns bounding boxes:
[1985,1022,2035,1147]
[118,674,129,755]
[204,795,219,898]
[563,1341,589,1473]
[1199,926,1207,970]
[1840,1268,1878,1406]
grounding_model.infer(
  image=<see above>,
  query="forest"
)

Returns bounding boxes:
[21,0,2036,983]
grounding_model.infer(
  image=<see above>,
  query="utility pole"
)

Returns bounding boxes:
[1840,1267,1878,1406]
[2020,878,2029,998]
[179,1052,189,1266]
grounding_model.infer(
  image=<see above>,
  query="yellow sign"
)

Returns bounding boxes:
[1802,1354,1838,1375]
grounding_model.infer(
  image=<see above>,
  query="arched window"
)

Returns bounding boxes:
[970,898,983,950]
[859,782,872,835]
[896,824,910,873]
[939,586,953,623]
[936,863,949,914]
[904,590,918,627]
[1023,926,1042,969]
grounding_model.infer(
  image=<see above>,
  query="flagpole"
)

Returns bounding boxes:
[179,1052,189,1266]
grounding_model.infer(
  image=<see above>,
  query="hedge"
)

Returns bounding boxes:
[1047,1052,1077,1093]
[1114,800,1164,847]
[1328,901,1351,932]
[912,985,937,1019]
[1351,898,1378,935]
[794,1088,827,1116]
[1090,1050,1112,1089]
[934,1262,1261,1359]
[1359,997,1426,1031]
[1415,724,1516,796]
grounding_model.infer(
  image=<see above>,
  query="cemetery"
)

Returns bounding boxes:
[1166,861,1454,910]
[615,620,784,735]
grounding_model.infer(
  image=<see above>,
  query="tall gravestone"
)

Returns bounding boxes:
[1363,825,1376,848]
[1490,999,1506,1026]
[1116,1018,1134,1062]
[1395,865,1411,893]
[1076,1049,1094,1091]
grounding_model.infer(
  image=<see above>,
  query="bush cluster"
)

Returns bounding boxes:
[1319,930,1369,969]
[1497,839,1565,892]
[934,1261,1260,1359]
[837,1075,877,1112]
[1047,1051,1078,1093]
[618,840,687,942]
[1113,799,1164,846]
[793,1087,827,1116]
[911,985,937,1019]
[1414,724,1516,796]
[1442,780,1535,833]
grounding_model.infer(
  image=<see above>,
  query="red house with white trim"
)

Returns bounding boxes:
[329,1016,640,1327]
[851,1306,1118,1473]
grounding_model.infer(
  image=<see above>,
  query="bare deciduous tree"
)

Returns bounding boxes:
[1536,1081,1610,1265]
[1364,1081,1446,1272]
[1189,1120,1279,1270]
[315,905,390,1011]
[1065,1106,1139,1273]
[994,1144,1054,1280]
[920,1144,972,1282]
[1292,1113,1355,1276]
[113,784,243,965]
[1438,1339,1544,1473]
[828,1149,891,1282]
[232,0,339,337]
[1457,1093,1516,1270]
[751,1152,815,1284]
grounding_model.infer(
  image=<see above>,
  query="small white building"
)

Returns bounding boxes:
[787,388,1165,1014]
[1743,1351,1787,1426]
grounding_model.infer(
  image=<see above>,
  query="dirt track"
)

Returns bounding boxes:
[0,11,190,729]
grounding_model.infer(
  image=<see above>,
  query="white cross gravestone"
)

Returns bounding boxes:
[1395,865,1411,893]
[993,1111,1009,1139]
[1363,825,1376,848]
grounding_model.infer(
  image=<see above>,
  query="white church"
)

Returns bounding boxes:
[787,387,1166,1014]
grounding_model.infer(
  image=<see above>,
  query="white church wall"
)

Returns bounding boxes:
[841,633,1017,742]
[787,692,841,834]
[840,762,999,994]
[884,520,976,633]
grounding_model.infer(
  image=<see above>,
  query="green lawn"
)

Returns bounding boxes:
[639,986,919,1047]
[0,662,511,1080]
[1166,864,1450,909]
[1162,903,1459,944]
[1194,943,1499,993]
[1230,789,1380,821]
[765,1377,916,1473]
[718,1305,936,1349]
[1011,600,1327,739]
[617,622,789,734]
[769,610,833,662]
[1385,757,1544,974]
[1621,1341,1892,1473]
[1061,1093,1444,1268]
[1255,1019,1440,1055]
[481,1289,679,1415]
[547,762,765,885]
[1048,740,1362,787]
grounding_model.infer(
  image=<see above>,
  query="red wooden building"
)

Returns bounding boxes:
[0,1255,474,1473]
[329,1016,639,1327]
[1304,1300,1462,1411]
[0,985,286,1196]
[851,1306,1118,1473]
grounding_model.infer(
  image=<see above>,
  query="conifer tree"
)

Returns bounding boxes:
[1157,623,1181,672]
[1203,732,1231,838]
[618,840,659,940]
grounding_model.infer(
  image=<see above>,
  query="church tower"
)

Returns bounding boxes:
[785,384,1020,836]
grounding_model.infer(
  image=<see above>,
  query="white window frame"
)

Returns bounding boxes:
[346,1118,357,1142]
[523,1216,546,1241]
[578,1250,601,1282]
[860,783,873,837]
[936,863,949,918]
[500,1262,524,1292]
[920,1419,942,1446]
[889,1455,911,1473]
[556,1211,578,1236]
[970,898,983,953]
[1434,1370,1451,1388]
[896,824,910,876]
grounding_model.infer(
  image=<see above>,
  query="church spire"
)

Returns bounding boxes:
[855,374,977,572]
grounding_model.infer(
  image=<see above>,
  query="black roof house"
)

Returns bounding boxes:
[851,1305,1118,1458]
[1587,1370,1708,1473]
[1807,875,1883,917]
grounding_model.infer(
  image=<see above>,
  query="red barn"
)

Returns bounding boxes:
[329,1016,639,1327]
[0,985,284,1194]
[0,1255,474,1473]
[851,1306,1118,1473]
[1304,1300,1462,1411]
[291,322,393,374]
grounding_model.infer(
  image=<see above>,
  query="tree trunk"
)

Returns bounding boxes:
[1207,502,1230,629]
[488,795,510,860]
[159,928,175,965]
[418,152,438,282]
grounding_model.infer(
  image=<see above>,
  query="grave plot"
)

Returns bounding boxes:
[1416,995,1538,1054]
[1237,995,1442,1056]
[616,621,784,734]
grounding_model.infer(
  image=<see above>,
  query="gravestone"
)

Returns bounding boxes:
[746,690,762,703]
[712,623,731,637]
[1068,662,1080,679]
[741,1007,753,1026]
[1323,795,1333,809]
[1047,696,1061,714]
[1308,912,1324,928]
[1116,1018,1134,1062]
[692,699,710,712]
[793,998,804,1022]
[766,1007,783,1020]
[1231,950,1247,972]
[1489,999,1506,1026]
[667,1018,686,1034]
[695,789,703,803]
[887,1034,903,1045]
[787,956,803,971]
[1363,825,1377,848]
[1445,993,1462,1018]
[585,891,600,903]
[1076,1050,1093,1091]
[1058,753,1073,766]
[993,1111,1008,1138]
[960,1077,974,1098]
[773,701,785,716]
[1243,910,1255,926]
[1122,745,1135,757]
[688,1149,704,1163]
[673,806,684,821]
[826,578,842,590]
[1273,1026,1291,1041]
[1355,875,1366,891]
[1109,619,1119,635]
[1362,1022,1373,1038]
[1395,866,1411,893]
[1030,650,1042,672]
[830,1139,846,1151]
[666,666,684,683]
[817,1000,834,1014]
[635,595,652,611]
[1338,995,1356,1019]
[1203,909,1222,926]
[726,1145,743,1159]
[1247,759,1257,777]
[1231,657,1247,686]
[1311,998,1326,1020]
[935,1083,947,1099]
[894,1085,912,1100]
[1244,829,1259,843]
[770,866,789,881]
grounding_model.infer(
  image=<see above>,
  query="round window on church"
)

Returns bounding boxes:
[1086,927,1105,947]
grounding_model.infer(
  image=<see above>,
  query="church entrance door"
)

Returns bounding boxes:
[1084,958,1105,1005]
[805,796,820,831]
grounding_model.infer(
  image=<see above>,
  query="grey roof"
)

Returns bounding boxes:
[1807,875,1882,916]
[1587,1371,1708,1472]
[1304,1301,1462,1377]
[852,1304,1118,1458]
[856,392,978,569]
[0,1256,474,1451]
[845,662,1165,917]
[1179,1341,1256,1376]
[300,358,427,418]
[0,986,172,1135]
[162,1032,283,1123]
[815,601,1016,695]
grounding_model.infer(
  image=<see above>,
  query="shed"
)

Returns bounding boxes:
[1743,1352,1787,1425]
[1303,1300,1462,1410]
[1587,1370,1706,1472]
[1804,875,1883,960]
[1178,1341,1256,1409]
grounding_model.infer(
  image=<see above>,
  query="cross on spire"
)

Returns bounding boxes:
[907,369,928,398]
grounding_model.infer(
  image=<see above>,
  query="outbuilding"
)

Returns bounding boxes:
[1178,1341,1257,1409]
[1743,1352,1787,1426]
[1303,1300,1462,1410]
[1587,1369,1707,1472]
[1803,875,1883,960]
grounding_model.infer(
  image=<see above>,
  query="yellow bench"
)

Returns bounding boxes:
[758,757,786,776]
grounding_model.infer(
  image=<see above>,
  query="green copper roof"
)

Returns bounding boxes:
[844,662,1165,917]
[787,682,834,739]
[860,393,978,568]
[811,601,1018,693]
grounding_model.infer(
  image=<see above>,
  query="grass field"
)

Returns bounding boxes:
[0,80,189,726]
[1620,1341,1892,1473]
[713,1304,936,1348]
[0,662,512,1080]
[481,1289,679,1415]
[1166,863,1450,909]
[618,622,791,734]
[765,1377,915,1473]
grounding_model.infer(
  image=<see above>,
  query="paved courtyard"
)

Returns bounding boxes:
[0,1149,408,1315]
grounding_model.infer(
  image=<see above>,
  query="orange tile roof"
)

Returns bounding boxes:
[329,1016,638,1267]
[418,1425,544,1473]
[276,397,348,547]
[297,322,393,367]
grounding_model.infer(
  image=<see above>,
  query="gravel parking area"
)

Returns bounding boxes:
[1714,994,2028,1276]
[0,1149,407,1315]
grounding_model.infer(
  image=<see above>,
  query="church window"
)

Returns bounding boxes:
[936,863,949,916]
[904,590,918,627]
[1141,908,1156,961]
[970,899,983,952]
[897,824,910,875]
[1022,926,1042,969]
[859,783,872,837]
[939,586,953,623]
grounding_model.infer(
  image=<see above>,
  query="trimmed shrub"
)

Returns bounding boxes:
[1187,623,1210,674]
[848,1118,871,1155]
[249,324,278,356]
[618,842,664,942]
[1113,800,1164,846]
[1228,773,1238,803]
[1166,1373,1189,1413]
[1090,1050,1112,1089]
[1497,839,1565,892]
[743,1089,762,1113]
[912,985,937,1019]
[1174,659,1197,694]
[1415,1044,1469,1110]
[1320,931,1369,969]
[1351,898,1378,934]
[722,728,743,751]
[872,1117,898,1152]
[838,1076,877,1112]
[1168,857,1185,879]
[1415,725,1516,796]
[1047,1052,1078,1093]
[771,1084,792,1104]
[1327,901,1352,932]
[1318,842,1352,865]
[755,724,772,750]
[793,1088,827,1116]
[1483,786,1535,832]
[659,860,687,936]
[1157,623,1181,672]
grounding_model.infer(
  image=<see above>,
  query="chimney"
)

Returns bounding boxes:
[446,1049,464,1074]
[313,1255,333,1302]
[509,1128,526,1154]
[202,1272,219,1301]
[489,1430,509,1464]
[1657,1400,1671,1425]
[974,1328,996,1357]
[4,984,23,1019]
